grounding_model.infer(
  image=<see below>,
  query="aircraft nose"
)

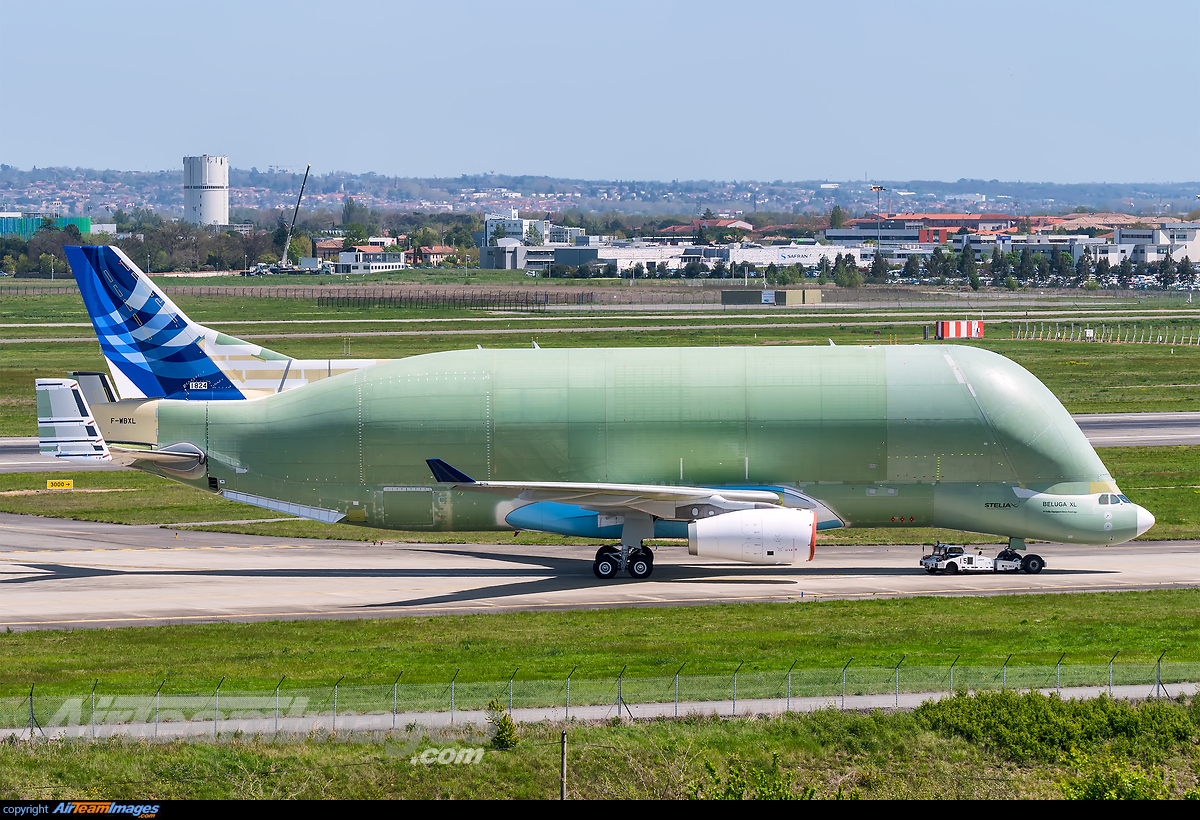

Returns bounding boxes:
[1135,505,1155,537]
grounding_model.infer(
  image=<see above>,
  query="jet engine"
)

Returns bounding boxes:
[687,507,816,565]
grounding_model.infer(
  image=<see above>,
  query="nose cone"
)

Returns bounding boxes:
[1135,505,1155,537]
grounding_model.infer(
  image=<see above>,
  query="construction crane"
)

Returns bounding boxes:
[278,164,311,271]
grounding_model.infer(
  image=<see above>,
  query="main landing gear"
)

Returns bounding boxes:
[592,512,656,580]
[592,545,654,579]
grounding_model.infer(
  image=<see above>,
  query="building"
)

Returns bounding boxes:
[334,247,407,274]
[183,155,229,226]
[0,212,91,241]
[484,209,550,247]
[1113,224,1200,264]
[417,245,458,265]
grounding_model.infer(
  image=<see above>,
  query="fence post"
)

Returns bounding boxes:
[392,671,403,730]
[275,675,285,734]
[333,675,345,733]
[894,655,906,706]
[674,663,685,718]
[1056,653,1065,693]
[616,665,626,716]
[1108,651,1119,697]
[840,659,854,709]
[28,684,35,740]
[1154,650,1167,700]
[732,661,744,717]
[90,679,98,740]
[786,660,797,713]
[565,666,577,720]
[1002,654,1012,689]
[214,676,225,739]
[450,669,459,724]
[154,678,166,738]
[509,667,520,715]
[949,655,960,693]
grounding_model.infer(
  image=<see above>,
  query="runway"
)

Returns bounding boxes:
[1,512,1196,631]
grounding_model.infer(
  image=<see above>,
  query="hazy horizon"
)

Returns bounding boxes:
[2,0,1197,185]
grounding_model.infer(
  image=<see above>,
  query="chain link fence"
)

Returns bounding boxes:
[3,658,1196,739]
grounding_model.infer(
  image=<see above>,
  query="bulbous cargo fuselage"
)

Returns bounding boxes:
[139,344,1151,546]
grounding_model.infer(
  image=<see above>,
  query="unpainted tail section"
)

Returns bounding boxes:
[36,378,111,462]
[64,245,380,401]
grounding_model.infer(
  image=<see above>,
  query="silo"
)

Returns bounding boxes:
[183,155,229,225]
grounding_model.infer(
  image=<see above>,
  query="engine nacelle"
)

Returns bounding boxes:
[687,507,816,565]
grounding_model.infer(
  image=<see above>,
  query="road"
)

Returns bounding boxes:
[1,512,1196,631]
[3,411,1196,475]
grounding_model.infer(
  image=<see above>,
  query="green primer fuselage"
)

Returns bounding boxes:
[144,344,1140,546]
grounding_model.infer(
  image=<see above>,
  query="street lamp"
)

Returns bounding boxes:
[871,185,887,263]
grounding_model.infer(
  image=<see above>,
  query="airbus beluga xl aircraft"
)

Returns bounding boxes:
[37,245,1154,580]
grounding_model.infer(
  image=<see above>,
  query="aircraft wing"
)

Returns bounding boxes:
[427,458,789,519]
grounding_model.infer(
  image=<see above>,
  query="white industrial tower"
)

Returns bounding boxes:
[183,155,229,226]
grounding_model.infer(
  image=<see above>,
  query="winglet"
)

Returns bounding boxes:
[426,459,476,484]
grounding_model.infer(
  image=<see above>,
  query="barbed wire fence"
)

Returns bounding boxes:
[3,656,1196,743]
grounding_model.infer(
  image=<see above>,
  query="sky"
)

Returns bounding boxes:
[2,0,1198,184]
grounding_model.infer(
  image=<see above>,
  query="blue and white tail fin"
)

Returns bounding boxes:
[66,246,258,400]
[36,378,111,462]
[65,246,382,401]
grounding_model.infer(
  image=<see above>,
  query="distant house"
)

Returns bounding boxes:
[314,238,344,260]
[418,245,457,265]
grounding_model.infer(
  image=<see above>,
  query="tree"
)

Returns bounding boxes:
[817,256,830,284]
[524,225,543,246]
[1156,255,1176,289]
[341,196,369,227]
[1074,249,1093,287]
[870,251,888,280]
[1116,256,1133,289]
[488,223,508,246]
[833,255,861,288]
[1017,247,1034,283]
[903,254,920,280]
[959,243,976,283]
[1094,258,1112,288]
[928,247,945,280]
[990,247,1006,287]
[828,205,847,229]
[1176,256,1195,288]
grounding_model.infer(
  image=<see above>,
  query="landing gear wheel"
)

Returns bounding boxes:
[926,568,939,574]
[627,547,653,579]
[595,546,620,563]
[945,562,960,575]
[1022,554,1044,574]
[593,557,618,579]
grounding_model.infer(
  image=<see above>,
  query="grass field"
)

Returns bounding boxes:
[1,589,1197,694]
[3,693,1199,799]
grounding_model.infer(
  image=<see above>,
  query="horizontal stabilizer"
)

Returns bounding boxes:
[36,378,110,462]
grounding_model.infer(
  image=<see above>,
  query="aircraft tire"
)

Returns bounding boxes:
[1022,554,1044,574]
[595,546,620,563]
[628,548,653,579]
[593,558,618,579]
[925,567,938,574]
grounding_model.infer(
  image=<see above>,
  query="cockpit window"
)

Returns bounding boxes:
[1117,495,1131,504]
[1099,495,1109,505]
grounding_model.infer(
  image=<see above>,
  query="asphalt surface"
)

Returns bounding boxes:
[3,412,1196,476]
[1,511,1196,630]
